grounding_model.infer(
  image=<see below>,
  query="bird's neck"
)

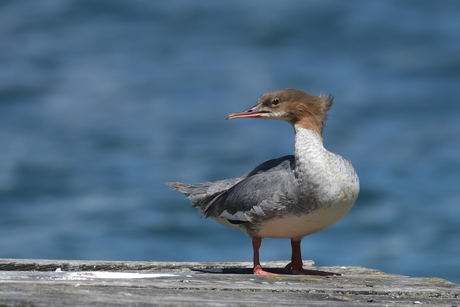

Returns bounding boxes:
[293,126,327,181]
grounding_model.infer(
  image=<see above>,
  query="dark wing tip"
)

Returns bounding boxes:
[227,219,248,225]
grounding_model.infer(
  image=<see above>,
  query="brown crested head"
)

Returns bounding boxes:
[226,88,334,135]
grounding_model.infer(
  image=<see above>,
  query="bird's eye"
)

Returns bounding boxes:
[272,98,280,106]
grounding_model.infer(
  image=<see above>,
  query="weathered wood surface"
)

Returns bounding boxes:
[0,259,458,306]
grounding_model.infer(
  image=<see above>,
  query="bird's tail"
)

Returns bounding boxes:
[165,182,194,197]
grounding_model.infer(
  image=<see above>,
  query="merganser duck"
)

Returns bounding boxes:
[167,89,359,275]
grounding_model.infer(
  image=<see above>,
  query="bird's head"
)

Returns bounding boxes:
[226,89,333,135]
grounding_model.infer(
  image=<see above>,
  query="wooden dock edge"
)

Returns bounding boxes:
[0,259,458,306]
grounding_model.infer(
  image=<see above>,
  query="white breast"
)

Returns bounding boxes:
[256,193,356,239]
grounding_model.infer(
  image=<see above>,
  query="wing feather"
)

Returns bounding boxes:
[201,156,299,222]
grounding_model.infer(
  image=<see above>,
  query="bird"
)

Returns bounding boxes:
[167,88,359,275]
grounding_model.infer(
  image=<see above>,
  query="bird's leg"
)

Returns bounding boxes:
[284,239,342,276]
[252,237,277,275]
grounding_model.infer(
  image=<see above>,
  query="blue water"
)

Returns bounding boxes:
[0,0,459,284]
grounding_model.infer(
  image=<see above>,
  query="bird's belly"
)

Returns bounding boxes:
[256,199,354,239]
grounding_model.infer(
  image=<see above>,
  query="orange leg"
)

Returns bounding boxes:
[284,239,342,276]
[252,237,277,275]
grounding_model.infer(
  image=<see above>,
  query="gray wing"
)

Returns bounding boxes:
[197,155,300,223]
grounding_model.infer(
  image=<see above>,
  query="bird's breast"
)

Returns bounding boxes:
[255,189,356,239]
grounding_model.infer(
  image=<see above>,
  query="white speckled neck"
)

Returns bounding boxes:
[293,125,359,208]
[294,126,324,147]
[292,126,331,197]
[294,126,326,171]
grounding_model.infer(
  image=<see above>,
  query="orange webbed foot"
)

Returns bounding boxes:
[253,265,280,275]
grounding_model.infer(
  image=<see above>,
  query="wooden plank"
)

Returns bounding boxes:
[0,259,458,306]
